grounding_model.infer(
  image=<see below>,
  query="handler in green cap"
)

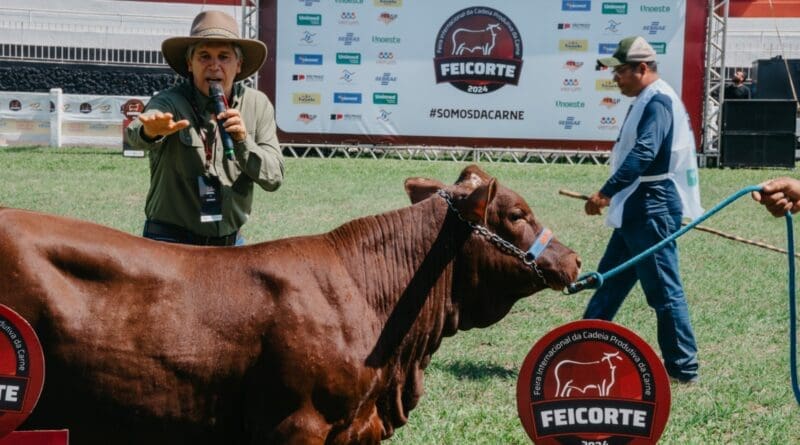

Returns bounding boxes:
[583,36,703,384]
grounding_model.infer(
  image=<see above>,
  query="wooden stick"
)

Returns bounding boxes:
[558,189,800,259]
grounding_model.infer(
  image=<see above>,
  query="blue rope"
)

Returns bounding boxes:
[565,185,800,405]
[787,212,799,405]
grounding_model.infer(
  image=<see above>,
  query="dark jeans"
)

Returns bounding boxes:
[583,213,699,381]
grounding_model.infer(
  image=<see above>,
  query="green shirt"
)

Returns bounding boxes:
[126,81,284,237]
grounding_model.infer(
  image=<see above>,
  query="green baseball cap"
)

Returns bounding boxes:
[597,36,656,68]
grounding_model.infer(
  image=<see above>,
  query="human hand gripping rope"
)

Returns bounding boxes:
[564,185,800,405]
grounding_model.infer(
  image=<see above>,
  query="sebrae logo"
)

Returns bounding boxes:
[434,6,523,94]
[558,116,581,129]
[517,320,671,444]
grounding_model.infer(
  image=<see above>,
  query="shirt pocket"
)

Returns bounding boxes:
[175,126,207,177]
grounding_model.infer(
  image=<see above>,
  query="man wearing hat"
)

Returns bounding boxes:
[126,10,284,246]
[582,36,704,384]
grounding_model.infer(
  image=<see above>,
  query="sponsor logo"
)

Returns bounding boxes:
[557,23,591,31]
[650,42,667,54]
[0,305,45,436]
[596,79,619,91]
[336,52,362,64]
[377,51,397,64]
[378,12,398,24]
[434,6,523,94]
[558,116,581,129]
[335,0,364,3]
[599,116,620,130]
[372,35,401,44]
[559,39,589,52]
[338,32,361,46]
[556,100,585,108]
[373,92,398,105]
[604,19,622,34]
[339,69,357,84]
[641,4,670,13]
[602,2,628,14]
[377,108,392,122]
[600,96,621,107]
[562,0,591,11]
[292,93,321,105]
[599,43,618,54]
[333,92,363,104]
[643,21,666,35]
[330,113,362,121]
[292,73,325,82]
[297,113,317,124]
[563,60,584,71]
[517,320,671,444]
[339,11,359,25]
[9,100,22,111]
[374,0,402,6]
[121,99,145,118]
[561,78,582,92]
[297,14,322,26]
[295,54,323,65]
[298,30,319,46]
[375,72,397,86]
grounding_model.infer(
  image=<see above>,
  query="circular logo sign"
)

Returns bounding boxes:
[0,305,45,439]
[433,6,523,94]
[517,320,670,445]
[120,99,146,119]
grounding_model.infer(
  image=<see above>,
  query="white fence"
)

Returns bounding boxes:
[0,90,149,148]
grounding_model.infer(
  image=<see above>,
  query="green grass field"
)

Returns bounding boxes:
[1,147,798,443]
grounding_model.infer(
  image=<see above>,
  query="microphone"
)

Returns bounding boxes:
[208,82,235,160]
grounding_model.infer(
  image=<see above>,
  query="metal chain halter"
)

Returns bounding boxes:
[436,189,547,285]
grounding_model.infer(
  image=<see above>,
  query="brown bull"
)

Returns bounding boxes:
[0,165,580,444]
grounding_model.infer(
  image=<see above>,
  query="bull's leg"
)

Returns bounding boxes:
[268,406,331,445]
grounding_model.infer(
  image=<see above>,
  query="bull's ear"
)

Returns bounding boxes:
[455,164,493,191]
[460,178,497,224]
[405,177,446,203]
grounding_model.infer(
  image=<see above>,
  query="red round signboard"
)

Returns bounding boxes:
[517,320,670,445]
[0,304,45,438]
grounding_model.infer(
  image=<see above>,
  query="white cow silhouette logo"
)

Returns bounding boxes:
[451,23,502,56]
[553,351,623,397]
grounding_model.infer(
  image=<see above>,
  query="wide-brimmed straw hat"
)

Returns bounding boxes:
[161,10,267,82]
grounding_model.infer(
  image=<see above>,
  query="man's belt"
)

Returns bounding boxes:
[143,220,238,246]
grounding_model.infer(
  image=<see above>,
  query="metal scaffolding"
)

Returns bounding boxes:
[701,0,730,166]
[241,0,260,89]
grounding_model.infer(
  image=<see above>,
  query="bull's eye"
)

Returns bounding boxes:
[509,209,525,222]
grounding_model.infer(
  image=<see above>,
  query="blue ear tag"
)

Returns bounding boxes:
[525,228,553,263]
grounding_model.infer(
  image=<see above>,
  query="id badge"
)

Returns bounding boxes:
[198,175,223,222]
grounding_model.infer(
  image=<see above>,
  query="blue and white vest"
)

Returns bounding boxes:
[605,78,703,228]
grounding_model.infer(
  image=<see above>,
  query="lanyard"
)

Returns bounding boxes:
[187,94,216,171]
